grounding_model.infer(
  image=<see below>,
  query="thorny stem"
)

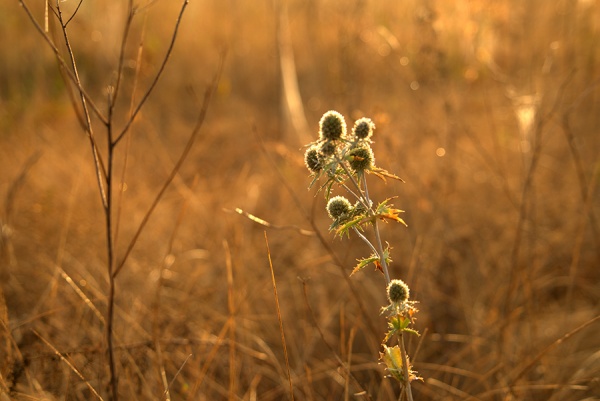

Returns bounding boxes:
[309,114,417,400]
[338,181,363,204]
[373,219,391,285]
[358,170,391,285]
[399,331,414,401]
[356,152,412,400]
[335,154,370,208]
[360,172,371,204]
[352,227,379,257]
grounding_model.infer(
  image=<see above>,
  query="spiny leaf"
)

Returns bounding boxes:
[350,254,380,276]
[375,198,408,226]
[380,345,404,382]
[369,167,405,182]
[335,214,372,237]
[380,345,422,384]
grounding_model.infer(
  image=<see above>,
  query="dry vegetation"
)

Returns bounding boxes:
[1,0,600,400]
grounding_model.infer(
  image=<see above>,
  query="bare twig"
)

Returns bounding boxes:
[113,52,225,278]
[502,71,574,331]
[55,2,109,208]
[33,330,105,401]
[507,315,600,388]
[108,0,135,117]
[265,232,295,401]
[299,278,373,400]
[114,0,190,146]
[64,0,85,27]
[18,0,109,125]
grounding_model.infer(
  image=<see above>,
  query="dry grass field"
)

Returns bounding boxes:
[1,0,599,400]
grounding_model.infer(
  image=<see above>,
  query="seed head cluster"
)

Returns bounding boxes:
[304,110,419,388]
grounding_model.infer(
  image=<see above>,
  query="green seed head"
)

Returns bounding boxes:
[304,146,321,173]
[353,199,372,216]
[326,196,352,220]
[348,145,375,172]
[387,279,410,304]
[319,111,347,141]
[352,117,375,140]
[319,141,337,157]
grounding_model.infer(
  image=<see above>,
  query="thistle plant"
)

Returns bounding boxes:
[304,110,421,399]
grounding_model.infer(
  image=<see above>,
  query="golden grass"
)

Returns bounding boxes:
[1,0,599,400]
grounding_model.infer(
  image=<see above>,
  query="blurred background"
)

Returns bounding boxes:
[1,0,599,400]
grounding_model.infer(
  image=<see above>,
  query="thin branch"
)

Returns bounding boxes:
[352,227,379,257]
[64,0,85,27]
[502,71,574,325]
[108,0,135,116]
[300,279,373,401]
[113,7,149,257]
[113,0,190,146]
[57,2,110,208]
[33,330,105,401]
[507,315,600,388]
[18,0,109,125]
[265,232,295,401]
[113,52,226,278]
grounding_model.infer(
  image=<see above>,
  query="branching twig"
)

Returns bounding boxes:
[113,0,190,146]
[18,0,109,125]
[113,52,225,278]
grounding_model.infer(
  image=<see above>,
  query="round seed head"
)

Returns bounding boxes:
[326,196,352,220]
[353,199,372,216]
[348,145,375,172]
[304,146,321,173]
[387,279,410,304]
[319,111,347,141]
[319,141,337,157]
[352,117,375,140]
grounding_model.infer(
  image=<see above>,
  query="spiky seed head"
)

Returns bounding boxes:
[319,141,337,157]
[319,111,347,141]
[326,196,352,220]
[348,145,375,172]
[387,279,410,304]
[304,146,321,173]
[353,199,372,216]
[352,117,375,140]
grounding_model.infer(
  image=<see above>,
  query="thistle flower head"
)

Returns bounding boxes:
[304,146,321,173]
[318,140,337,157]
[326,195,352,220]
[319,110,347,141]
[352,117,375,141]
[353,199,373,216]
[348,145,375,172]
[387,279,410,304]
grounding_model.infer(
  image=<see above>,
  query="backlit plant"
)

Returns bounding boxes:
[304,110,422,400]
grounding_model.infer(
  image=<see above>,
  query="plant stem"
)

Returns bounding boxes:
[352,227,379,257]
[373,219,391,285]
[361,170,413,399]
[399,332,414,401]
